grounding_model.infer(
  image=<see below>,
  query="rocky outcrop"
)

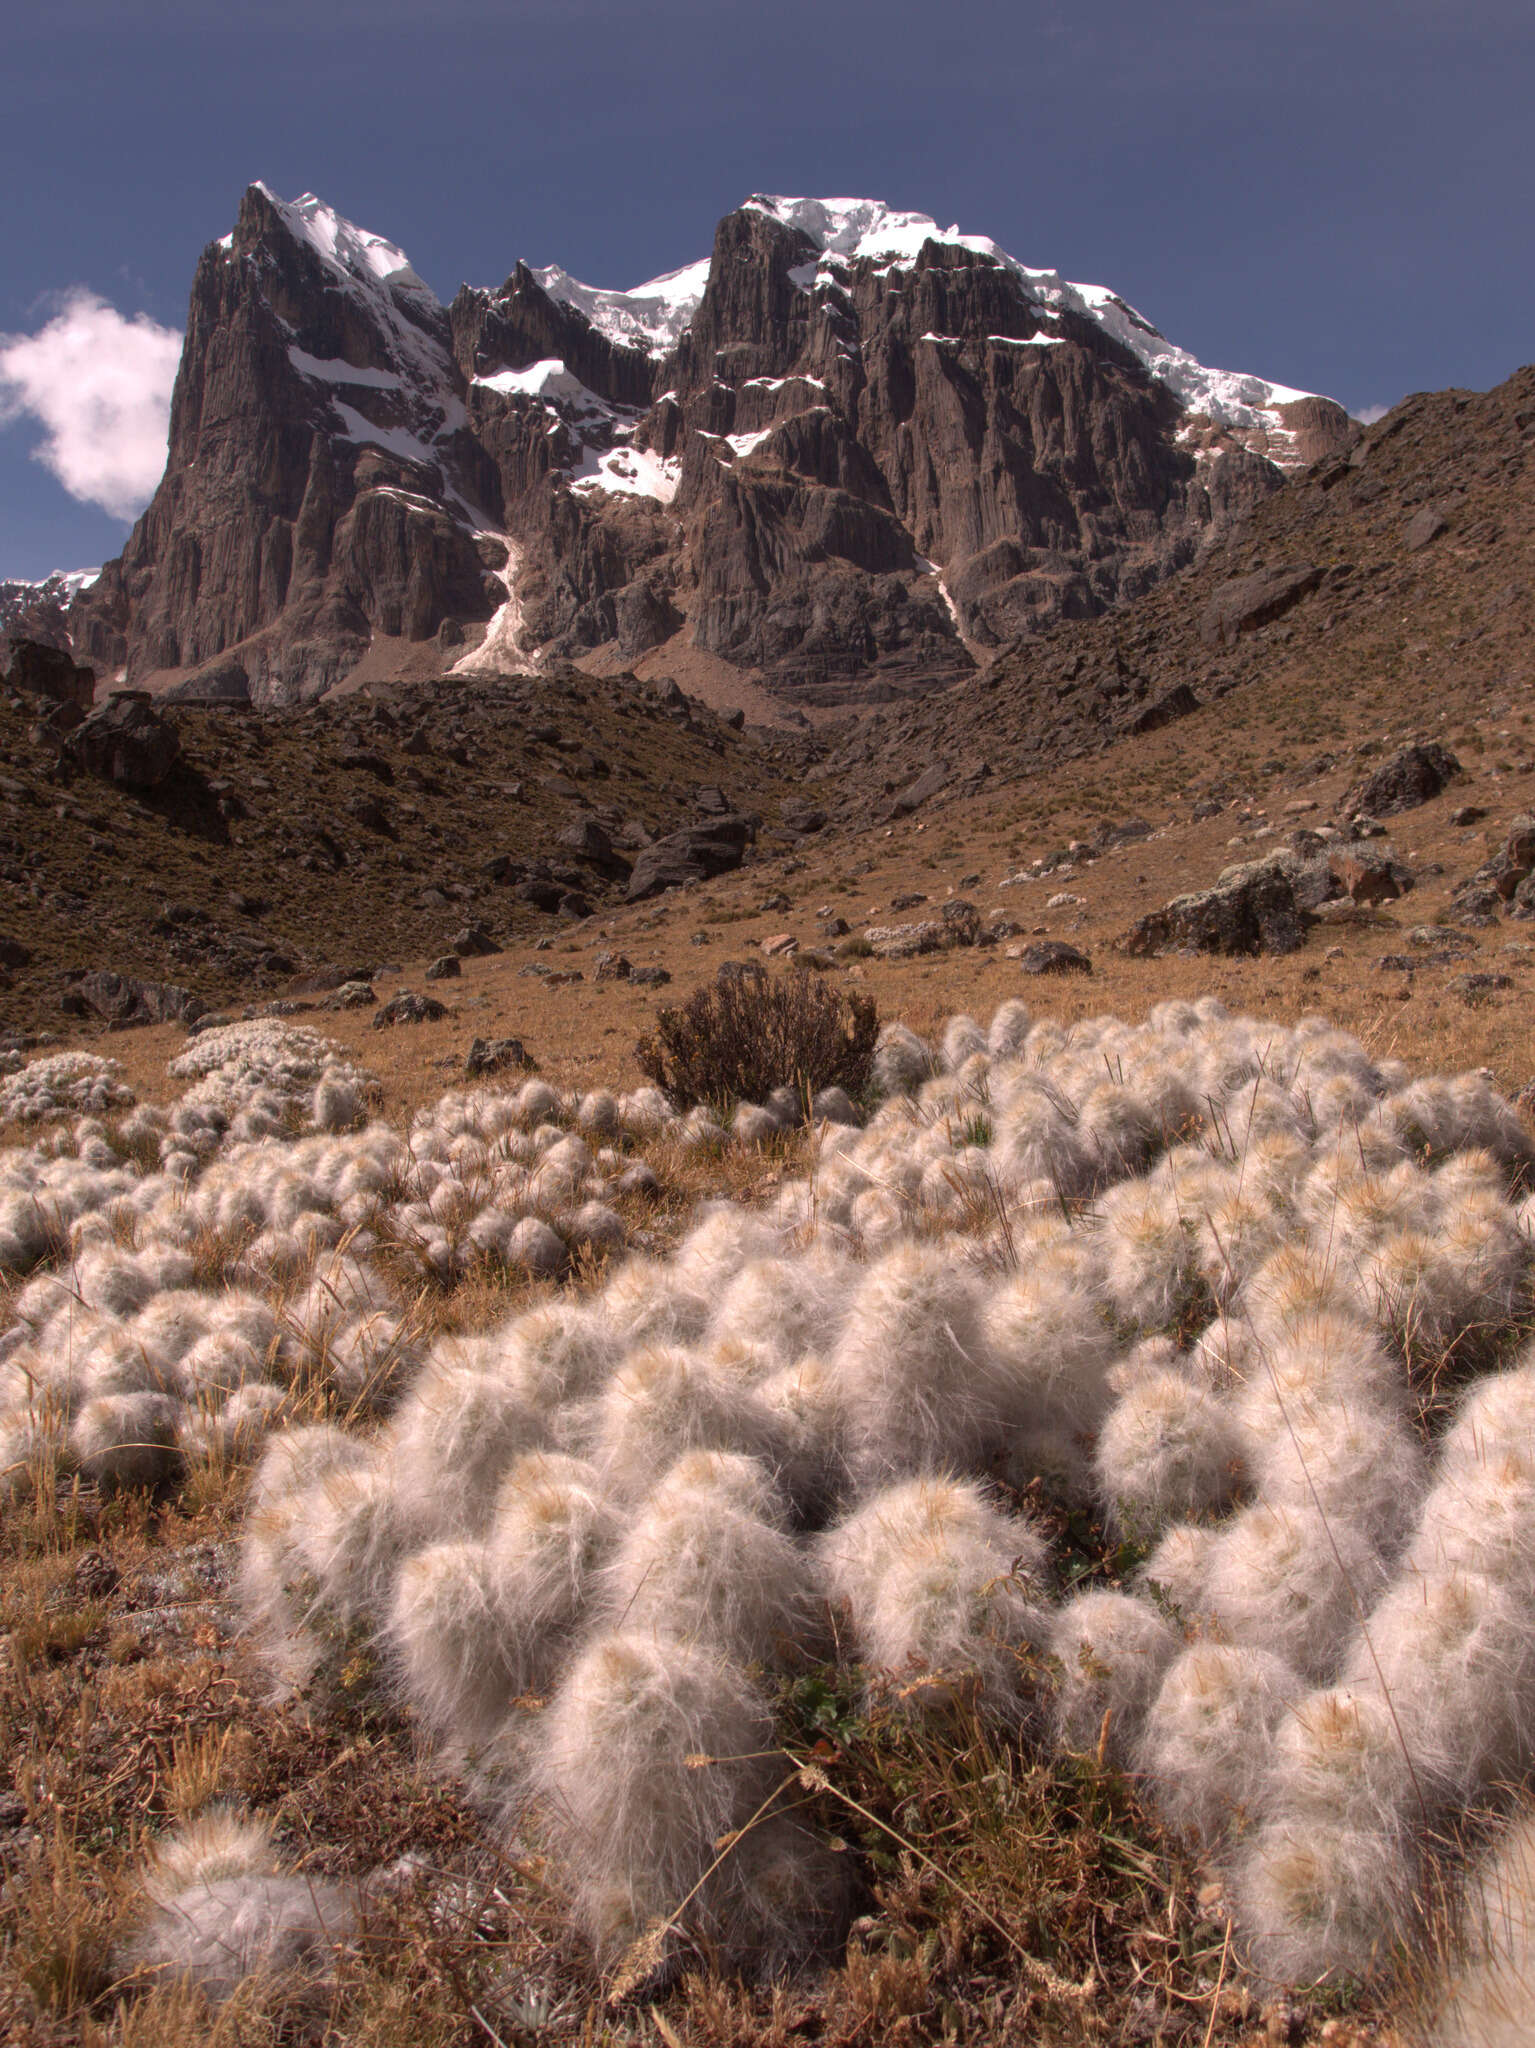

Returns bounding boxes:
[64,693,181,790]
[1125,859,1310,958]
[71,185,498,706]
[1342,742,1462,819]
[1198,564,1322,648]
[4,638,96,719]
[61,970,203,1027]
[625,816,756,901]
[68,187,1354,707]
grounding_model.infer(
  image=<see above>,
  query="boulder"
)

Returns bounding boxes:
[5,638,95,718]
[1403,506,1448,551]
[558,815,629,875]
[625,816,756,901]
[451,925,500,957]
[1198,565,1322,648]
[1126,860,1309,958]
[1342,743,1461,820]
[372,991,449,1029]
[64,692,180,791]
[464,1035,533,1077]
[1329,847,1413,904]
[883,763,949,818]
[425,955,461,980]
[62,970,203,1027]
[863,922,945,959]
[1018,941,1092,975]
[1123,683,1199,734]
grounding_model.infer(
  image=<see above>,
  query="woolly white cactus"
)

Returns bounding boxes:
[831,1240,1002,1488]
[1093,1366,1245,1538]
[384,1351,551,1542]
[589,1343,790,1503]
[599,1449,814,1667]
[1202,1497,1392,1682]
[1138,1642,1299,1842]
[1048,1589,1180,1764]
[818,1476,1050,1720]
[1431,1805,1535,2048]
[122,1807,360,2005]
[526,1631,778,1962]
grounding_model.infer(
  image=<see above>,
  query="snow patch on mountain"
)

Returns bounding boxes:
[530,257,711,356]
[451,535,532,676]
[254,185,432,297]
[475,359,680,504]
[745,193,1318,438]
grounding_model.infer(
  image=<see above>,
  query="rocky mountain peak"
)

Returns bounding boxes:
[64,186,1355,707]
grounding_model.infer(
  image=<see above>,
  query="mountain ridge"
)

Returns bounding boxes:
[62,184,1355,706]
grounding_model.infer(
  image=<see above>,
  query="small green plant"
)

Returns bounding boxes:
[634,965,880,1112]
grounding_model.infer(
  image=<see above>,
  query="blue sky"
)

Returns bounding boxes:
[2,0,1531,580]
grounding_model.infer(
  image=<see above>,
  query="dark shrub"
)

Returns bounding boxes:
[635,965,880,1112]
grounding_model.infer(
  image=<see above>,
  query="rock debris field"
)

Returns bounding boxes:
[4,1002,1535,2012]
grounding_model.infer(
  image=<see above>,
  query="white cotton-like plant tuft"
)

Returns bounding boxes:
[984,1252,1120,1440]
[1137,1521,1218,1625]
[179,1380,287,1466]
[599,1450,815,1667]
[484,1451,618,1673]
[1405,1454,1535,1605]
[240,1445,406,1692]
[1138,1642,1299,1843]
[940,1015,987,1074]
[1437,1349,1535,1476]
[871,1022,936,1099]
[1267,1683,1430,1840]
[1093,1180,1201,1332]
[492,1297,619,1409]
[708,1251,849,1369]
[384,1352,551,1542]
[1093,1366,1246,1539]
[1245,1393,1426,1559]
[122,1806,360,2005]
[69,1390,180,1492]
[1233,1308,1408,1435]
[1232,1811,1419,1990]
[986,998,1032,1062]
[385,1539,532,1754]
[1430,1805,1535,2048]
[1342,1568,1535,1805]
[247,1421,370,1514]
[1202,1498,1391,1682]
[1048,1589,1180,1764]
[526,1631,778,1962]
[992,1083,1096,1202]
[1244,1243,1367,1339]
[589,1343,790,1503]
[831,1240,1001,1488]
[1079,1082,1162,1186]
[599,1255,711,1349]
[818,1476,1050,1721]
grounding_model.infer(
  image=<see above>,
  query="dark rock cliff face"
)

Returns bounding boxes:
[69,189,1355,707]
[73,185,498,705]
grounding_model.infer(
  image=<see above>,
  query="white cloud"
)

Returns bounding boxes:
[0,290,182,521]
[1353,402,1392,424]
